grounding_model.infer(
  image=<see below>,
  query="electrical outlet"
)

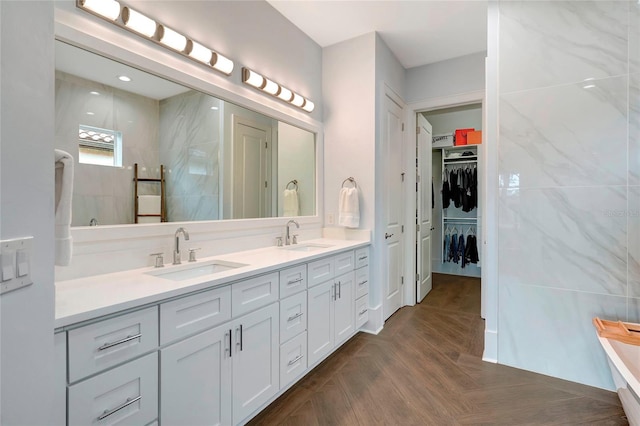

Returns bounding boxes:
[327,213,335,225]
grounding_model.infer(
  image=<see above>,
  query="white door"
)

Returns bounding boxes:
[382,91,404,320]
[233,118,272,219]
[307,281,334,365]
[232,303,279,425]
[417,114,433,303]
[161,324,232,426]
[333,271,355,345]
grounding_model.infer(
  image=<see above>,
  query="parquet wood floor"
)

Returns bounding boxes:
[249,274,627,425]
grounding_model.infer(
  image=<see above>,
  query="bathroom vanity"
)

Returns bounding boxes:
[55,239,370,426]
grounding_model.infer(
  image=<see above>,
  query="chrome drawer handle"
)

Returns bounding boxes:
[97,333,142,351]
[359,280,368,286]
[359,308,368,315]
[97,396,141,421]
[287,312,303,322]
[288,354,304,366]
[358,256,368,261]
[287,278,303,285]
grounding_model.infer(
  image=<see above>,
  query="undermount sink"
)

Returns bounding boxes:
[281,243,334,252]
[147,260,248,281]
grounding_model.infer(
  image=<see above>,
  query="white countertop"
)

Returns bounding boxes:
[55,238,369,329]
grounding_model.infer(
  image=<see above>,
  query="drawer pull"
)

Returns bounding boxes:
[97,333,142,351]
[359,308,368,316]
[287,278,304,285]
[288,354,304,366]
[287,312,304,322]
[97,396,141,421]
[359,280,368,286]
[358,256,368,261]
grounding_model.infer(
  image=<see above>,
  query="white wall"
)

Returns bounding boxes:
[405,52,486,104]
[493,0,639,390]
[0,2,56,424]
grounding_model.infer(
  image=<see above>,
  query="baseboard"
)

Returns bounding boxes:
[483,329,498,363]
[360,304,383,335]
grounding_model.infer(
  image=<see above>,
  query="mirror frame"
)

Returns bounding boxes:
[55,6,323,241]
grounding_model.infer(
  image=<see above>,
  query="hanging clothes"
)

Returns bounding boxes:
[449,169,460,208]
[465,234,479,264]
[443,228,450,261]
[442,171,450,209]
[449,231,458,263]
[458,234,466,268]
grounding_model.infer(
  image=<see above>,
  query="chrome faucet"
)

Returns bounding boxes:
[285,220,299,245]
[173,227,190,265]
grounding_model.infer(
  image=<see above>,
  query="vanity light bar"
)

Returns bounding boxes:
[76,0,234,76]
[241,67,315,113]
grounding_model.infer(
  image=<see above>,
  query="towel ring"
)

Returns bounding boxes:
[286,180,298,190]
[341,177,357,188]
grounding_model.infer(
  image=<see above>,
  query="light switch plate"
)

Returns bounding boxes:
[0,237,33,295]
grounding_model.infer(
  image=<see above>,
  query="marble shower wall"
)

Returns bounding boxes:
[159,91,222,222]
[497,1,639,390]
[55,72,159,226]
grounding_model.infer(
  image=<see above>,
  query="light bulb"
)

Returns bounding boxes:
[159,25,187,52]
[188,41,213,64]
[80,0,121,20]
[291,93,305,107]
[212,53,234,75]
[122,7,157,38]
[278,86,293,102]
[263,79,279,95]
[302,99,315,112]
[243,69,265,88]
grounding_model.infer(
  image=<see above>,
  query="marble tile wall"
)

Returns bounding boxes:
[55,71,159,226]
[497,0,638,390]
[159,91,221,222]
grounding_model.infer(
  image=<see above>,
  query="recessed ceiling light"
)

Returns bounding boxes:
[90,91,100,95]
[583,84,596,89]
[210,106,219,110]
[118,75,132,82]
[86,112,95,115]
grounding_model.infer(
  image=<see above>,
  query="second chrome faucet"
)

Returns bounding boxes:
[173,227,190,264]
[285,220,299,246]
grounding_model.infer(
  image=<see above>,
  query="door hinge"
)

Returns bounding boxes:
[265,181,268,188]
[265,142,268,149]
[401,225,404,233]
[416,126,420,135]
[401,276,404,285]
[417,273,420,282]
[402,123,405,131]
[401,172,405,182]
[417,224,420,231]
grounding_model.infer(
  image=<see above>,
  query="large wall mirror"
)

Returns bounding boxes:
[55,40,316,227]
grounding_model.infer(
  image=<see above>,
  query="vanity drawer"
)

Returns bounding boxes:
[355,267,370,300]
[355,296,369,329]
[279,264,307,299]
[160,285,231,345]
[307,256,335,288]
[232,272,279,317]
[68,306,158,382]
[68,352,158,426]
[355,247,369,269]
[280,331,307,389]
[280,291,307,343]
[335,250,355,276]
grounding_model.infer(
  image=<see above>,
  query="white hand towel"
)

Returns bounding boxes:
[54,149,74,266]
[339,187,359,228]
[283,189,300,216]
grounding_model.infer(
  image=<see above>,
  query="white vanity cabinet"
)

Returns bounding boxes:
[354,247,370,328]
[307,253,356,366]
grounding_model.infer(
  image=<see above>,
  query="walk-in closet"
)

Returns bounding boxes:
[424,104,482,279]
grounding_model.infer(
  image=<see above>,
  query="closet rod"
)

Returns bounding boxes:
[443,159,477,165]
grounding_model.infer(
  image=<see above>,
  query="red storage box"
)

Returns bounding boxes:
[455,128,474,146]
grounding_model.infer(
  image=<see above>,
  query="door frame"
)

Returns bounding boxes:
[402,90,497,362]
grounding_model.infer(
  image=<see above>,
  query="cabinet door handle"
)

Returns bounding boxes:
[287,312,304,322]
[97,333,142,351]
[333,283,337,301]
[287,278,303,285]
[97,396,141,421]
[359,280,368,286]
[227,329,232,358]
[359,308,368,316]
[288,354,304,366]
[358,256,368,261]
[338,281,341,299]
[239,324,243,351]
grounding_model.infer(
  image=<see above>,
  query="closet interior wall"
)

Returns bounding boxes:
[425,104,482,278]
